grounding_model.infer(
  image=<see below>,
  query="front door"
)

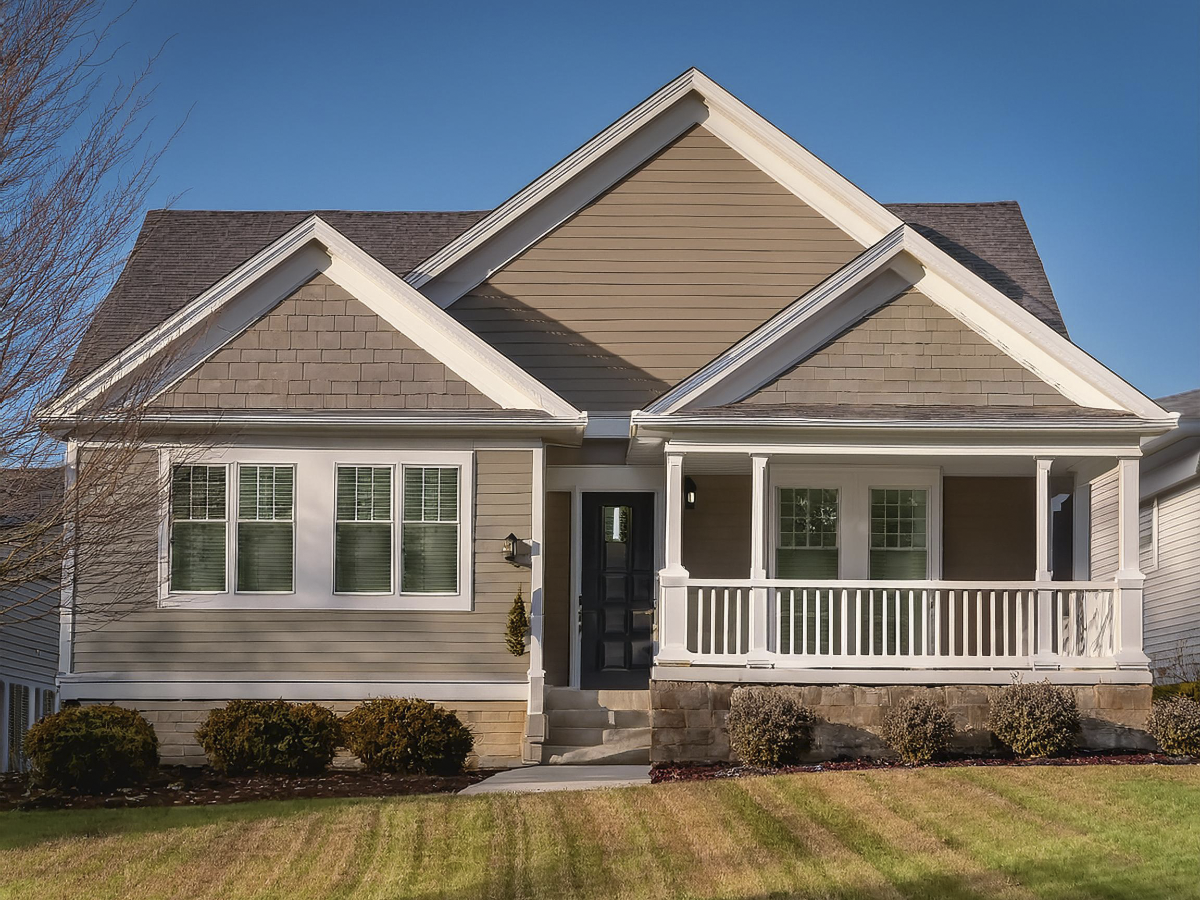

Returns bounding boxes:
[580,492,654,689]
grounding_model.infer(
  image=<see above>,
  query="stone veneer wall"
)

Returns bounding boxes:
[650,681,1153,764]
[94,700,526,769]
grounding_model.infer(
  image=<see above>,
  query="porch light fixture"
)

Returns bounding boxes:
[503,532,531,568]
[684,476,697,510]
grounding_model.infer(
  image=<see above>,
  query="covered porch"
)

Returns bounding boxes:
[648,426,1152,683]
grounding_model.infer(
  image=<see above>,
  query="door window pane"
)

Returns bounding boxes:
[869,488,927,579]
[237,465,295,592]
[777,488,839,578]
[401,467,459,593]
[169,465,227,592]
[335,466,393,593]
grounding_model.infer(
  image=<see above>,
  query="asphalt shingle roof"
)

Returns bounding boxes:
[65,201,1068,386]
[1156,388,1200,419]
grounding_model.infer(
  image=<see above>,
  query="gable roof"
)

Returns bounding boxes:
[1157,388,1200,419]
[65,203,1067,388]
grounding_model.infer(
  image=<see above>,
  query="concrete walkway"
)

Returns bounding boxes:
[459,765,651,795]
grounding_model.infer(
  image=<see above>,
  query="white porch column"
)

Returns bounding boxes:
[1114,456,1150,668]
[523,446,546,762]
[748,454,771,666]
[657,451,691,665]
[1034,458,1056,667]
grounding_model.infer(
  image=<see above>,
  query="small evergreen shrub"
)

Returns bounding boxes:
[1152,681,1200,704]
[506,588,529,656]
[25,705,159,791]
[988,680,1080,758]
[880,696,956,765]
[342,698,474,775]
[726,687,816,768]
[195,700,343,776]
[1146,696,1200,757]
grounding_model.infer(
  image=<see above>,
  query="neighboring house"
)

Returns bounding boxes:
[40,70,1180,767]
[1139,389,1199,680]
[0,468,61,772]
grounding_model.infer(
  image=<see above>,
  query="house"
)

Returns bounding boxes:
[39,70,1179,767]
[1,468,62,772]
[1135,389,1199,681]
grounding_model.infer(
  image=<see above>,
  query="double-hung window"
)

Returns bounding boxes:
[401,466,460,593]
[237,465,295,593]
[335,466,393,593]
[869,488,928,579]
[169,464,227,592]
[777,488,839,578]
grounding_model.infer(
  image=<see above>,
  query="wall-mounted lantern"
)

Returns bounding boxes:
[684,476,698,510]
[503,532,531,567]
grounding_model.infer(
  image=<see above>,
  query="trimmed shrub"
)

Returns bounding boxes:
[726,687,816,768]
[880,696,956,765]
[342,698,474,775]
[196,700,343,776]
[1146,696,1200,757]
[988,680,1080,758]
[25,705,159,791]
[1153,681,1200,704]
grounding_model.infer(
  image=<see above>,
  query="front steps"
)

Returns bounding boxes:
[541,687,651,764]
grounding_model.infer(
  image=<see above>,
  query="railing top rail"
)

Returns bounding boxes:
[682,579,1117,591]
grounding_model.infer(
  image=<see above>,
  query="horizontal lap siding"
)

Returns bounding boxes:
[1090,468,1119,580]
[0,579,59,683]
[451,126,863,411]
[72,450,532,679]
[1145,481,1200,672]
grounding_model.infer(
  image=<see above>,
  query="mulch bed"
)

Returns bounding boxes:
[0,766,495,812]
[651,751,1199,783]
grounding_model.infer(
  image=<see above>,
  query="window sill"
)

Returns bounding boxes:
[158,593,473,611]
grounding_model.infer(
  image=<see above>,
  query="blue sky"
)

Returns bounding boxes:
[109,0,1198,398]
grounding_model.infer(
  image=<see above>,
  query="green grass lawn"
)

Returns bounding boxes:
[2,766,1198,900]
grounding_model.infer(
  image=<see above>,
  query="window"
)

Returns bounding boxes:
[237,465,295,592]
[1140,500,1158,572]
[401,466,460,593]
[170,464,227,592]
[777,488,839,578]
[336,466,393,593]
[870,488,928,579]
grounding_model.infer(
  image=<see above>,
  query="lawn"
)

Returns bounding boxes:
[1,766,1198,900]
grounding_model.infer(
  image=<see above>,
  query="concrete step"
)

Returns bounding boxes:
[545,708,649,729]
[547,725,652,748]
[543,744,651,765]
[545,688,650,711]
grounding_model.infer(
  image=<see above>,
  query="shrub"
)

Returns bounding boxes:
[1146,696,1200,757]
[988,680,1080,758]
[195,700,343,776]
[880,696,956,765]
[25,705,159,791]
[1153,681,1200,704]
[342,698,474,775]
[726,687,816,768]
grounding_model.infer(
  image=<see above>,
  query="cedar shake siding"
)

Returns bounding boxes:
[154,274,498,411]
[71,449,531,679]
[743,289,1075,407]
[450,126,864,411]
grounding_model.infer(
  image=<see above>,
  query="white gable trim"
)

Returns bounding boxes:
[44,216,581,421]
[409,68,900,307]
[644,226,1172,421]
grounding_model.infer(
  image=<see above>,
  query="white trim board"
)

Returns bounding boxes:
[642,226,1174,420]
[410,68,899,307]
[649,666,1152,686]
[42,216,581,423]
[57,675,529,702]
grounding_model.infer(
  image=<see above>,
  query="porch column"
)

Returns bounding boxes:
[748,454,771,666]
[1033,458,1056,667]
[1114,457,1149,668]
[657,451,691,665]
[523,446,546,762]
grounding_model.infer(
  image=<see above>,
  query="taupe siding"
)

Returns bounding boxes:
[681,475,751,579]
[1144,480,1200,675]
[942,477,1036,580]
[0,578,58,685]
[543,492,571,686]
[745,289,1074,407]
[451,126,864,411]
[155,274,498,411]
[72,449,531,678]
[1090,468,1119,580]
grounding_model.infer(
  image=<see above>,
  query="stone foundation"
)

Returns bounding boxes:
[650,681,1154,764]
[91,699,526,769]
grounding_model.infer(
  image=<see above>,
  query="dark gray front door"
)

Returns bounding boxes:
[580,492,654,689]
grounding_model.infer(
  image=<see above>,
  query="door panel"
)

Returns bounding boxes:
[581,492,654,689]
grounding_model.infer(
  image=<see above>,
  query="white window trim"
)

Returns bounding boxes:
[768,465,942,580]
[158,448,474,611]
[234,463,297,596]
[333,464,396,597]
[399,464,464,597]
[165,462,230,595]
[1140,498,1159,573]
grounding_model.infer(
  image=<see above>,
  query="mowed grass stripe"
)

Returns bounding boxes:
[2,767,1199,900]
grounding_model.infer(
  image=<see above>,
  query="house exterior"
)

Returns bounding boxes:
[41,70,1179,767]
[1,469,61,772]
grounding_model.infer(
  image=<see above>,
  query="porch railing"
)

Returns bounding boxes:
[682,580,1118,669]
